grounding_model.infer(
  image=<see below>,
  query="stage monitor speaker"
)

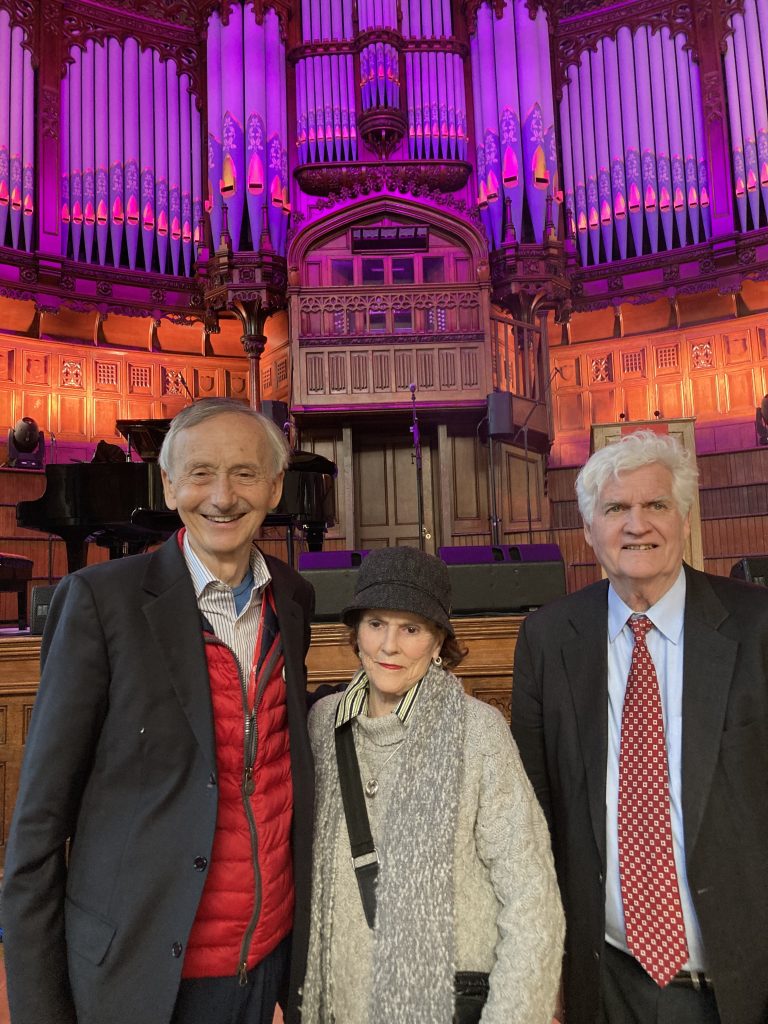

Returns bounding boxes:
[298,550,368,621]
[30,583,58,636]
[447,560,566,615]
[438,545,506,564]
[730,557,768,586]
[261,400,289,430]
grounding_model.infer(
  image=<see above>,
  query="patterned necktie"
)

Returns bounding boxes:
[618,615,689,987]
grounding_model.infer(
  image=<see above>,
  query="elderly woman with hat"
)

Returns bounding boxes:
[300,546,564,1024]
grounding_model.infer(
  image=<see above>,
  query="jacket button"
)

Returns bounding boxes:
[194,856,208,871]
[593,949,600,961]
[208,773,216,788]
[171,942,183,958]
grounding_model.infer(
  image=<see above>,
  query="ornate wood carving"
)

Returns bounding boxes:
[294,160,473,199]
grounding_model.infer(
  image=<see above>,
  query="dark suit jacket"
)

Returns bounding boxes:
[2,536,315,1024]
[512,564,768,1024]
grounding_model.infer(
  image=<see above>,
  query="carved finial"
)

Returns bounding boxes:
[503,197,517,244]
[259,202,273,253]
[219,202,233,252]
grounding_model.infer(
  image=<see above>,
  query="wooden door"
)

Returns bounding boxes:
[353,440,435,550]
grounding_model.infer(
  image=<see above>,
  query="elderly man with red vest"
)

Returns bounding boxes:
[3,398,316,1024]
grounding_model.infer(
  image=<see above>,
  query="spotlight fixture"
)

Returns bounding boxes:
[7,417,45,469]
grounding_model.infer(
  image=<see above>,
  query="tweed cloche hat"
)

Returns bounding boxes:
[341,546,454,636]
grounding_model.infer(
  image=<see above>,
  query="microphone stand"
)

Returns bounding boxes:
[409,384,426,551]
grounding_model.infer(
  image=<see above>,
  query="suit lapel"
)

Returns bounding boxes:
[141,537,216,772]
[681,566,737,857]
[563,582,610,867]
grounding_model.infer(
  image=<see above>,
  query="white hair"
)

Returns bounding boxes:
[159,398,289,479]
[575,430,698,525]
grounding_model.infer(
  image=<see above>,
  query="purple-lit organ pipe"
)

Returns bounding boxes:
[81,42,95,263]
[515,2,549,243]
[475,5,502,246]
[191,93,203,261]
[221,5,245,254]
[207,13,223,250]
[153,50,169,272]
[675,33,701,245]
[107,38,123,267]
[603,37,628,260]
[94,40,109,266]
[265,9,285,253]
[733,15,760,228]
[633,27,659,254]
[60,72,69,256]
[617,27,643,258]
[21,44,33,252]
[590,44,614,261]
[688,58,711,237]
[123,36,140,271]
[648,29,673,250]
[139,44,155,271]
[245,11,267,254]
[8,24,23,249]
[69,47,83,261]
[0,10,11,247]
[660,27,688,249]
[578,54,601,263]
[167,53,182,276]
[566,66,589,265]
[743,1,768,220]
[559,86,576,246]
[179,75,193,276]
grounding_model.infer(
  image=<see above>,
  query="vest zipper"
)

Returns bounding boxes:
[237,641,283,985]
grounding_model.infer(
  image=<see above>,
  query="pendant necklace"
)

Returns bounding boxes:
[362,741,404,799]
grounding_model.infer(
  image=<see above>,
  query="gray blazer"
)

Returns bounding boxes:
[2,535,315,1024]
[512,564,768,1024]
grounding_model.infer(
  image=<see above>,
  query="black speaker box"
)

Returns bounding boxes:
[261,400,289,430]
[730,557,768,586]
[446,560,566,614]
[486,392,550,453]
[299,567,362,621]
[30,584,58,635]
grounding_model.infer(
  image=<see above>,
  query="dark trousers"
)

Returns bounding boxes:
[600,943,721,1024]
[170,936,290,1024]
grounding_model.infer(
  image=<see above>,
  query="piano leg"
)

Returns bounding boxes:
[64,536,89,575]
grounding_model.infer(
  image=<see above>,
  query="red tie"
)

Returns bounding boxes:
[618,615,689,987]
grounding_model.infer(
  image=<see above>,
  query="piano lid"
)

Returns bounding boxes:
[116,419,171,462]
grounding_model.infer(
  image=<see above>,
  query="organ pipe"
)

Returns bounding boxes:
[560,23,710,266]
[62,37,201,275]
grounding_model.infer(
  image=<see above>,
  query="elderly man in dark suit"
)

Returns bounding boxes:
[512,430,768,1024]
[2,398,315,1024]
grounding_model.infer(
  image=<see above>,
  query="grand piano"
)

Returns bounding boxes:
[17,418,337,574]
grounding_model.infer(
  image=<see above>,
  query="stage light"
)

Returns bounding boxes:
[756,395,768,446]
[7,417,45,470]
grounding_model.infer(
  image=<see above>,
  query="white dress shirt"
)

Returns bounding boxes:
[604,567,707,970]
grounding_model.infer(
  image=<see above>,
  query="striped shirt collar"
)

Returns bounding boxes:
[334,668,423,728]
[181,529,272,599]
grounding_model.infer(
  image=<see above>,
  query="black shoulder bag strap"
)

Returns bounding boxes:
[334,719,378,929]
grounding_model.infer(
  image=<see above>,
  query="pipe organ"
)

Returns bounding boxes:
[560,24,710,266]
[61,37,202,275]
[207,5,289,256]
[724,0,768,232]
[469,1,557,248]
[0,11,33,253]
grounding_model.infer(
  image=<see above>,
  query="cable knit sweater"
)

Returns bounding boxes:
[301,666,564,1024]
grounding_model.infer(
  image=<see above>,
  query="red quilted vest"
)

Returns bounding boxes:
[182,587,294,979]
